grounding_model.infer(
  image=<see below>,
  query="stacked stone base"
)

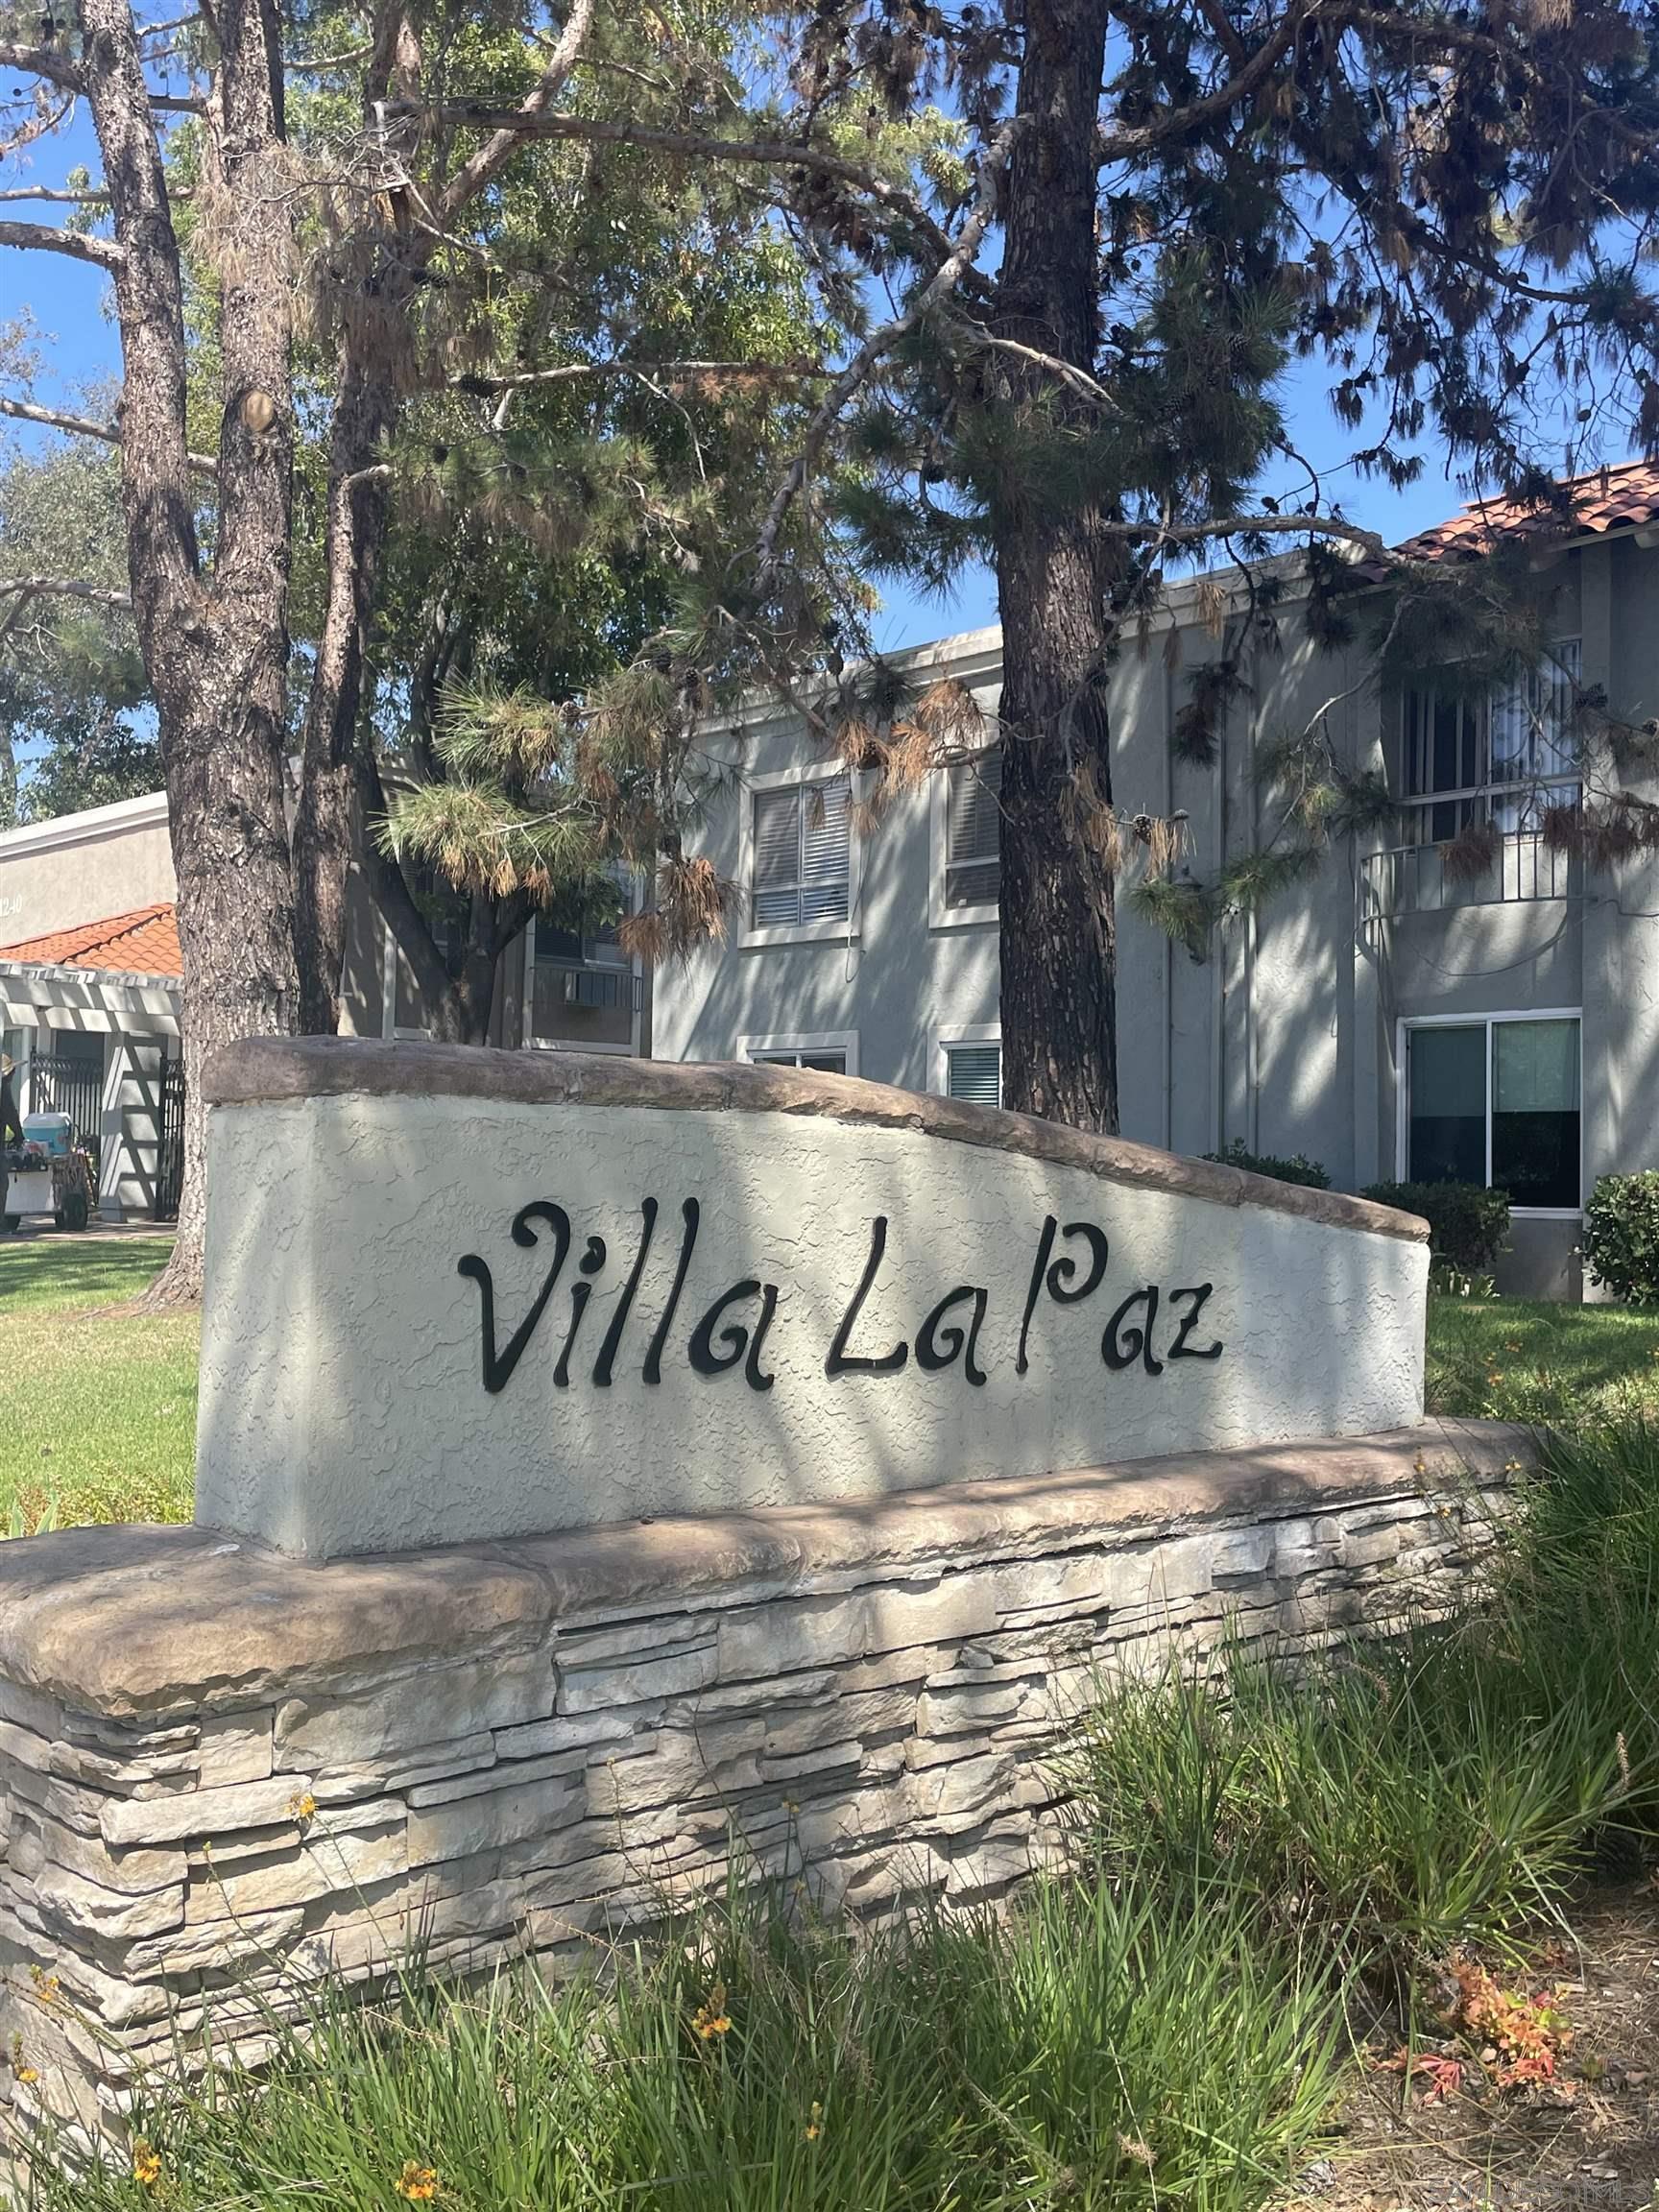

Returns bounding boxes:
[0,1422,1519,2138]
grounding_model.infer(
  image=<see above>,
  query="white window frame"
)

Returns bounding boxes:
[928,748,1000,931]
[739,1029,860,1076]
[932,1021,1002,1104]
[1394,1007,1583,1218]
[739,762,861,950]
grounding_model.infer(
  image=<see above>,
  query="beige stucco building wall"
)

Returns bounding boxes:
[0,792,176,944]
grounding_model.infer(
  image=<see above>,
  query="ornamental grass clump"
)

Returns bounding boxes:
[17,1865,1339,2212]
[1069,1420,1659,1974]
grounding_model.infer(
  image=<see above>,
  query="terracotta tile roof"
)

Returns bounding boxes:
[1397,458,1659,563]
[0,902,182,980]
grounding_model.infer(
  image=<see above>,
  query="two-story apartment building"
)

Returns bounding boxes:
[9,464,1655,1287]
[652,463,1659,1300]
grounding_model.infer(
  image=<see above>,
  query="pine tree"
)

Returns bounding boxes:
[785,0,1659,1131]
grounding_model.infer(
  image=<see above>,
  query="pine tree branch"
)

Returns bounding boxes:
[0,219,122,269]
[378,104,956,259]
[0,186,111,204]
[757,116,1022,576]
[449,357,830,395]
[1105,511,1392,560]
[0,41,85,93]
[0,574,132,607]
[438,0,596,222]
[976,335,1122,412]
[1094,2,1311,164]
[0,394,218,475]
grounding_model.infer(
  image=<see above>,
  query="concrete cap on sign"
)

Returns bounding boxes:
[0,1422,1523,1717]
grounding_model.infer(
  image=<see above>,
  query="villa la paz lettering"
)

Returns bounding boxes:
[458,1198,1226,1399]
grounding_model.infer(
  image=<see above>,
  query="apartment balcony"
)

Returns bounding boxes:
[526,956,642,1053]
[1360,792,1582,931]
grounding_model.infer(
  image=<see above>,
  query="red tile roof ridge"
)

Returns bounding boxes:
[1395,456,1659,563]
[0,902,183,980]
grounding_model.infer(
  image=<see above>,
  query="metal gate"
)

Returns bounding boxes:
[28,1052,104,1181]
[156,1058,184,1222]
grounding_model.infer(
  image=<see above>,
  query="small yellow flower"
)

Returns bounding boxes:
[396,2162,439,2202]
[287,1791,318,1826]
[805,2099,823,2141]
[15,2064,37,2086]
[132,2139,163,2187]
[692,1982,733,2040]
[28,1971,60,2008]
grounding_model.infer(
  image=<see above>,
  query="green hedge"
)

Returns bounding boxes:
[1584,1171,1659,1305]
[1203,1140,1331,1190]
[1360,1180,1511,1276]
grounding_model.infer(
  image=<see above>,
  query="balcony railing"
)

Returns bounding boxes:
[527,957,642,1049]
[1360,827,1581,930]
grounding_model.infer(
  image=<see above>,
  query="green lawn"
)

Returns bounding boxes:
[0,1238,196,1531]
[1426,1291,1659,1424]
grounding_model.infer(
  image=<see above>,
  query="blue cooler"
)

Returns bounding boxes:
[20,1111,74,1158]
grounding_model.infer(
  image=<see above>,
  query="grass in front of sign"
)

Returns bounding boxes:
[21,1865,1342,2212]
[1075,1418,1659,1947]
[21,1422,1659,2212]
[1426,1292,1659,1423]
[0,1237,195,1531]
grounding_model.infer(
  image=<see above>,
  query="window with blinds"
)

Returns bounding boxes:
[945,753,1000,909]
[751,779,852,929]
[945,1042,1001,1108]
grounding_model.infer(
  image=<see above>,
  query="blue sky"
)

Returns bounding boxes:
[2,107,1557,660]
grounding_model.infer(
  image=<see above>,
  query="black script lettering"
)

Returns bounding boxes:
[1102,1286,1165,1375]
[1048,1220,1109,1303]
[916,1285,989,1383]
[591,1198,659,1387]
[642,1198,700,1385]
[688,1279,781,1391]
[1016,1216,1058,1377]
[553,1238,607,1391]
[457,1200,571,1394]
[825,1215,908,1376]
[1017,1216,1109,1376]
[1166,1283,1224,1361]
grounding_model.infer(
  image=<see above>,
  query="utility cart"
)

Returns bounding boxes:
[3,1112,95,1234]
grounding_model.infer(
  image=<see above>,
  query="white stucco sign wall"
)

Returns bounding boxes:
[196,1042,1429,1558]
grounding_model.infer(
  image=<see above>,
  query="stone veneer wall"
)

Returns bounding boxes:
[0,1423,1518,2140]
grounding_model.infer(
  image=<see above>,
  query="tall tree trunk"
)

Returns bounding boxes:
[293,354,397,1034]
[991,0,1120,1134]
[82,0,297,1301]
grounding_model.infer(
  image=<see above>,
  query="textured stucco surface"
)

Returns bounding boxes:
[196,1071,1428,1556]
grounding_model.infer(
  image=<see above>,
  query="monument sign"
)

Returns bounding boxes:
[196,1041,1428,1557]
[0,1039,1520,2150]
